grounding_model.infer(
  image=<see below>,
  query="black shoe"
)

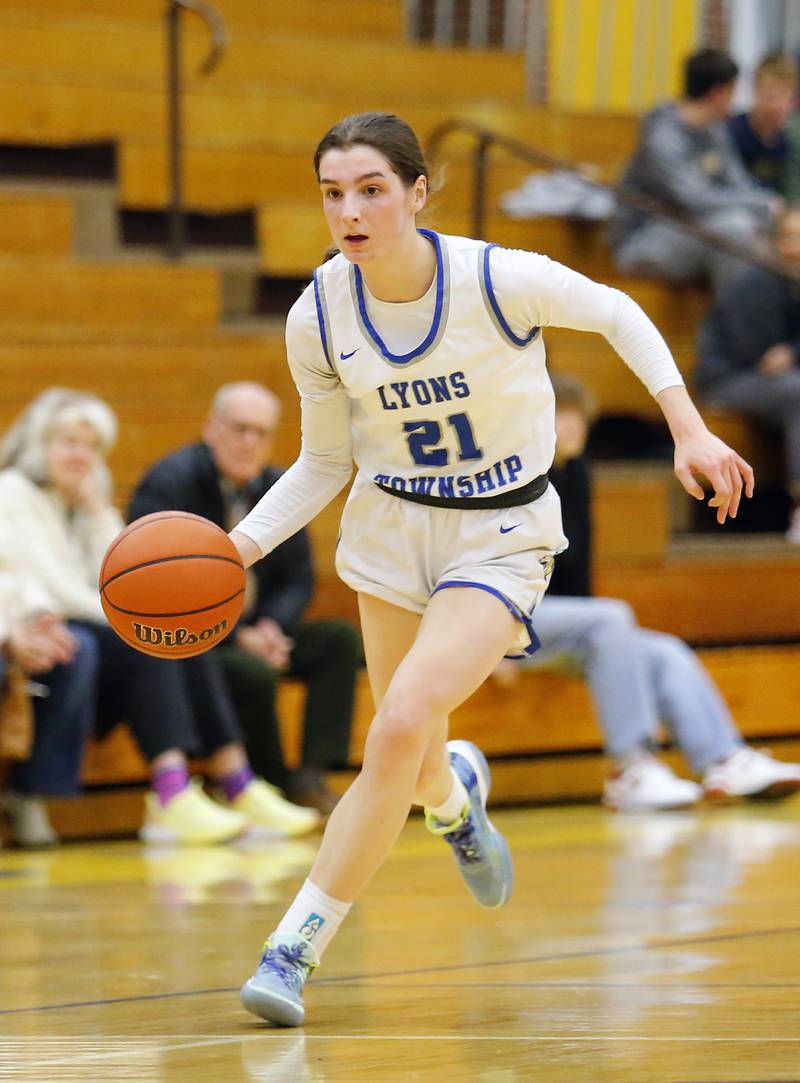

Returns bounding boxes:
[286,768,340,817]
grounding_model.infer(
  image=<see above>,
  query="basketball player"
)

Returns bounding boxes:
[230,112,753,1026]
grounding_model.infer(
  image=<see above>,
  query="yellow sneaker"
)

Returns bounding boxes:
[140,779,247,846]
[222,778,322,839]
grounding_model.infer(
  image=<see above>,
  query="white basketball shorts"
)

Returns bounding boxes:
[335,472,567,655]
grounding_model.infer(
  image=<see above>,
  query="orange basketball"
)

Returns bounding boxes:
[99,511,246,659]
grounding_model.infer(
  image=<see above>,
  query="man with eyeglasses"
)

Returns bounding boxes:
[128,381,360,817]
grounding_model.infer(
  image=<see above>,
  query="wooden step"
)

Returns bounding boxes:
[0,190,73,255]
[0,258,220,327]
[46,731,800,839]
[0,12,526,105]
[119,140,536,218]
[6,0,406,42]
[0,334,298,488]
[591,464,673,564]
[39,643,800,839]
[0,77,637,168]
[596,539,800,643]
[71,645,800,775]
[73,645,800,782]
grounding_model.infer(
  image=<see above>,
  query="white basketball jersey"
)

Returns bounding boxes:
[312,230,555,501]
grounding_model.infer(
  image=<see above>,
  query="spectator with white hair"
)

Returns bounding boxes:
[0,388,320,845]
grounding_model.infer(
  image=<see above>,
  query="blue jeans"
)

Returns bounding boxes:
[524,596,741,772]
[7,624,99,798]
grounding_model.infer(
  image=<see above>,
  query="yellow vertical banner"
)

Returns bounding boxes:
[548,0,700,112]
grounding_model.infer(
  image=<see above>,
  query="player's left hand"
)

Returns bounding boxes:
[673,430,754,524]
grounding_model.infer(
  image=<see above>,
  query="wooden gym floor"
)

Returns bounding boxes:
[2,802,800,1082]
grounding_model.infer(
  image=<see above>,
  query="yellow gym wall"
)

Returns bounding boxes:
[549,0,701,111]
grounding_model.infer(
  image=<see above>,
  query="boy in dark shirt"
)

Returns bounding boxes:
[728,53,796,193]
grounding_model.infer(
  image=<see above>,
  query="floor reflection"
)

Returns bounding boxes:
[597,807,800,1021]
[143,838,319,908]
[240,1033,314,1082]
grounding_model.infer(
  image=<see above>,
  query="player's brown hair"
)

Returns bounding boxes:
[313,112,428,189]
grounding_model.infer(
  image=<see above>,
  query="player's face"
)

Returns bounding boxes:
[204,390,280,486]
[318,144,426,264]
[46,420,102,494]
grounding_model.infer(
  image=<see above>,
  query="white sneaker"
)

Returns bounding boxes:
[603,754,701,812]
[703,747,800,801]
[0,792,59,848]
[786,504,800,544]
[140,779,248,845]
[219,778,322,839]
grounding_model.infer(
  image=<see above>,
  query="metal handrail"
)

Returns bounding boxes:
[165,0,227,260]
[426,118,799,285]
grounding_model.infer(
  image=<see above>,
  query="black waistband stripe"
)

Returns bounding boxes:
[375,473,549,510]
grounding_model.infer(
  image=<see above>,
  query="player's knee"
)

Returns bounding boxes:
[367,700,432,765]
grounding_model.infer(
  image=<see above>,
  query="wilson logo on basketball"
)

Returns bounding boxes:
[132,619,229,648]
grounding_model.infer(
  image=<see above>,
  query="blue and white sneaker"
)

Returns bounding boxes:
[240,932,318,1026]
[425,740,514,909]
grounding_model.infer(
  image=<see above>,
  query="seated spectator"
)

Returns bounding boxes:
[728,53,797,193]
[493,375,800,810]
[610,48,778,291]
[0,602,97,847]
[0,388,320,844]
[695,206,800,541]
[128,382,360,817]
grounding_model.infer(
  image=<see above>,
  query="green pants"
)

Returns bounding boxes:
[215,619,360,790]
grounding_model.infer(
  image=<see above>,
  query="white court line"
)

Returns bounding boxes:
[3,1032,800,1069]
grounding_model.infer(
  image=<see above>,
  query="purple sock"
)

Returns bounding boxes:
[152,764,190,808]
[218,765,255,803]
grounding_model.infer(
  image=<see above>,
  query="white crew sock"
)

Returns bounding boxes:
[276,878,352,958]
[424,770,469,824]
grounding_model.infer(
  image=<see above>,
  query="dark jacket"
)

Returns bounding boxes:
[695,266,800,395]
[127,442,314,636]
[549,457,592,598]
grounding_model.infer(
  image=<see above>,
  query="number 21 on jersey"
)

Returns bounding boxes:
[402,412,482,466]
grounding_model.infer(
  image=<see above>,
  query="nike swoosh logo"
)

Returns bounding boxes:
[499,523,521,534]
[339,348,360,360]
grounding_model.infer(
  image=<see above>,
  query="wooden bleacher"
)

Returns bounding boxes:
[0,2,797,841]
[41,643,800,840]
